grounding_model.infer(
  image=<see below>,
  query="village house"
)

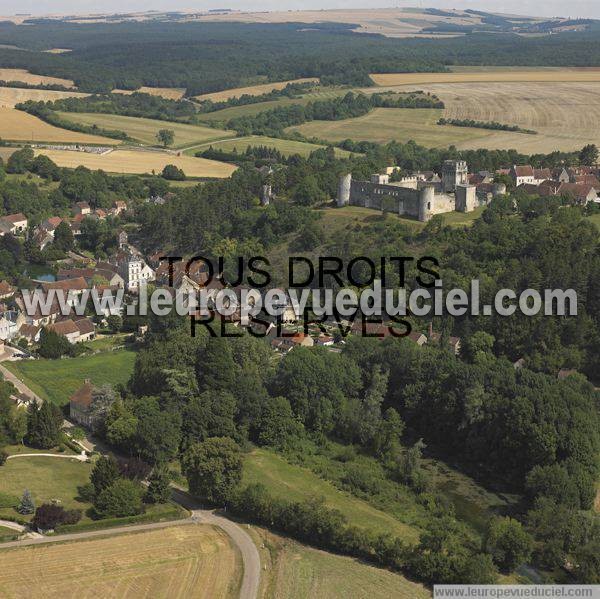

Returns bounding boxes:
[0,213,28,236]
[429,331,462,355]
[0,310,26,340]
[74,202,91,216]
[509,166,551,187]
[18,323,41,344]
[112,200,128,216]
[31,229,54,251]
[48,317,95,344]
[117,254,155,293]
[556,183,598,204]
[40,277,89,306]
[40,216,63,235]
[69,380,100,429]
[57,267,124,289]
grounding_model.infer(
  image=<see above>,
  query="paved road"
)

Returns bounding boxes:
[0,361,41,403]
[0,520,43,539]
[6,453,87,462]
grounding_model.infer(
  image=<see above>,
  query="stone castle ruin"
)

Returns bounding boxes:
[337,160,495,222]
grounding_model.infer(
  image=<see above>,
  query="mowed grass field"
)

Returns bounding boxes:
[252,527,429,599]
[190,135,353,158]
[3,349,137,406]
[194,77,319,102]
[0,525,242,599]
[0,86,89,108]
[243,448,420,542]
[0,107,119,145]
[0,68,75,88]
[0,457,92,515]
[33,148,236,177]
[56,112,236,148]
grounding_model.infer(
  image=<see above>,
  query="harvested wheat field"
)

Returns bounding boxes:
[0,524,242,598]
[369,68,600,87]
[0,68,75,88]
[403,81,600,152]
[35,148,236,177]
[194,78,319,103]
[0,107,119,144]
[112,86,186,100]
[0,86,89,108]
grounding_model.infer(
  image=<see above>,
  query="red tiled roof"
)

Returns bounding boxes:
[1,213,27,224]
[70,381,94,408]
[41,277,88,292]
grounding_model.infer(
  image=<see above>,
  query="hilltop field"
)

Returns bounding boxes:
[6,67,600,175]
[288,68,600,153]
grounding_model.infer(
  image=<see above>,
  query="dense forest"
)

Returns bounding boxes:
[3,21,600,94]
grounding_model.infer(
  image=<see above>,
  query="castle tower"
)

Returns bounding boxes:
[455,184,477,212]
[337,174,352,207]
[261,184,272,206]
[442,160,468,193]
[418,186,435,222]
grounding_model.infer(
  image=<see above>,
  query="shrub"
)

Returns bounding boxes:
[94,479,144,518]
[32,504,81,531]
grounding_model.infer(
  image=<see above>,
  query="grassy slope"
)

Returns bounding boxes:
[3,349,136,406]
[56,111,235,148]
[243,448,420,542]
[250,526,430,599]
[186,135,353,158]
[287,107,490,147]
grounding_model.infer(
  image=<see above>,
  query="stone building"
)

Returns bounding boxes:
[337,160,478,222]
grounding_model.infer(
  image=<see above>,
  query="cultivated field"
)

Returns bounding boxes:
[293,78,600,152]
[243,448,419,541]
[361,68,600,152]
[198,7,491,38]
[0,86,89,108]
[253,528,429,599]
[194,78,319,103]
[4,349,137,406]
[369,68,600,86]
[192,134,353,158]
[0,107,119,145]
[410,81,600,152]
[0,525,242,599]
[33,148,236,177]
[56,112,235,148]
[0,68,75,88]
[112,86,186,100]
